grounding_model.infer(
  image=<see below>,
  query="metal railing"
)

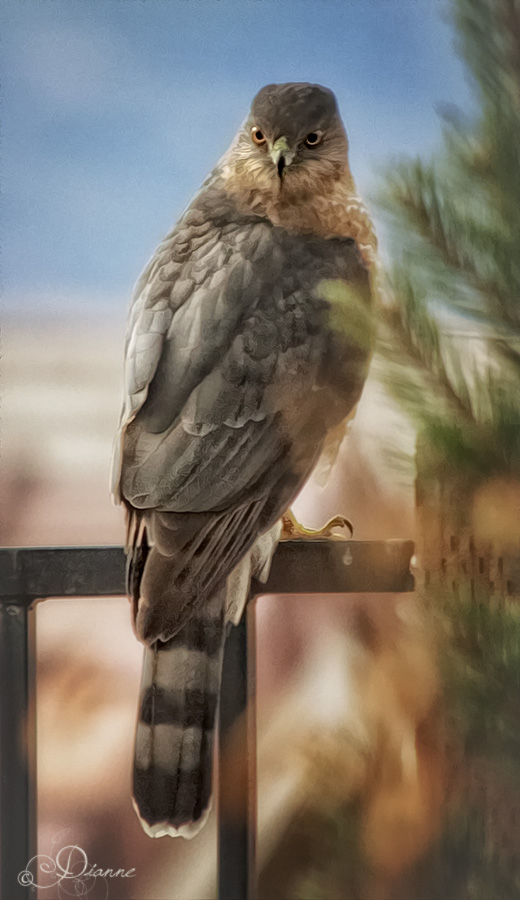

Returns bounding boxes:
[0,541,414,900]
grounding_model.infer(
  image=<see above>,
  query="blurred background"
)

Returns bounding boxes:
[3,0,520,897]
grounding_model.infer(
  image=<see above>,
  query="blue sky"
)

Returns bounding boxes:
[2,0,475,318]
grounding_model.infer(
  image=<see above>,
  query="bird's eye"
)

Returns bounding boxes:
[251,127,266,145]
[305,131,323,147]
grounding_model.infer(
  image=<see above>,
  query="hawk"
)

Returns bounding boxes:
[111,82,376,838]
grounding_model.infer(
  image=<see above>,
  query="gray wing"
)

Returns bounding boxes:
[116,215,346,516]
[111,202,279,502]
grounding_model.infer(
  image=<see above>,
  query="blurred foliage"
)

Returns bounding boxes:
[260,803,367,900]
[373,1,520,898]
[378,0,520,479]
[429,583,520,899]
[440,583,520,777]
[425,805,520,900]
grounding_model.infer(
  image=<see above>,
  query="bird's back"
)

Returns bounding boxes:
[114,80,377,839]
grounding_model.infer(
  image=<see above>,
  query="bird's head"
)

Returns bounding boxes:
[221,83,354,220]
[219,82,376,256]
[248,82,348,179]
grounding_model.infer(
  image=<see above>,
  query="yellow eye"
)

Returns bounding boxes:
[305,131,323,147]
[251,127,266,145]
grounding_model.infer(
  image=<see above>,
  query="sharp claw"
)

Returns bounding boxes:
[321,515,354,540]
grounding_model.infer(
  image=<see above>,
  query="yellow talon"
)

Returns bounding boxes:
[280,510,354,541]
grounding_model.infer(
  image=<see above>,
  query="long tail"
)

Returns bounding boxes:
[133,587,226,838]
[127,506,281,838]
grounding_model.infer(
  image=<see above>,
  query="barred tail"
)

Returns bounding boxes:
[132,589,226,838]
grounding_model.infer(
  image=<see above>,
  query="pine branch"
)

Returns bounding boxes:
[383,161,520,332]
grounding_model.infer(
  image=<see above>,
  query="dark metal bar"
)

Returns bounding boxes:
[0,546,126,600]
[245,601,258,900]
[218,603,257,900]
[0,598,37,900]
[218,615,247,899]
[0,541,414,601]
[255,538,415,595]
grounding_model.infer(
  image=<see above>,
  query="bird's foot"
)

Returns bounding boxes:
[280,510,354,541]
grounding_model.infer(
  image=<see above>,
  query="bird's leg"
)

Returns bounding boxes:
[280,509,354,541]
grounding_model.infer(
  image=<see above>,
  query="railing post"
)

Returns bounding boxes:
[218,600,257,900]
[0,596,38,900]
[0,542,414,900]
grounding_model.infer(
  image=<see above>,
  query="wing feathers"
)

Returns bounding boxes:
[134,497,266,643]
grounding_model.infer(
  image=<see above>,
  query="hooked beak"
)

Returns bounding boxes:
[270,136,295,178]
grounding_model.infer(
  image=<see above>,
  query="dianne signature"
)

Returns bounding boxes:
[18,831,136,898]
